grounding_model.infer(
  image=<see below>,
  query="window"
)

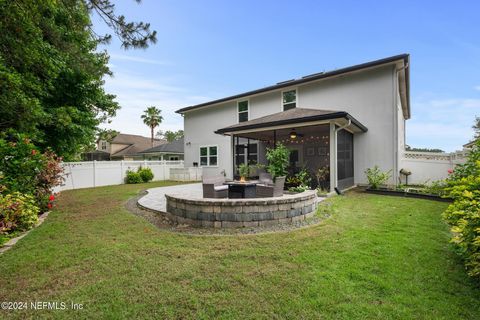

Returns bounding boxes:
[247,143,258,164]
[169,156,179,161]
[200,146,218,166]
[101,141,107,150]
[238,100,249,122]
[282,89,296,111]
[235,143,258,166]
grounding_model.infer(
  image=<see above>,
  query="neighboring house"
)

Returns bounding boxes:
[463,139,478,149]
[176,54,410,191]
[139,138,185,161]
[95,133,165,160]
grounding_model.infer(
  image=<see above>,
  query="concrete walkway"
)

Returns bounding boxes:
[137,183,203,212]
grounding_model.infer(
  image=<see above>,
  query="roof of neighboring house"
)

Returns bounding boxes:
[140,138,184,154]
[176,54,410,118]
[215,108,368,135]
[108,133,166,158]
[463,139,478,149]
[85,150,110,155]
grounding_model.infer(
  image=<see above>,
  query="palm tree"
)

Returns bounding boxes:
[141,106,163,147]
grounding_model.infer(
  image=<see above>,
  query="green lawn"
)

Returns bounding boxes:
[0,181,479,319]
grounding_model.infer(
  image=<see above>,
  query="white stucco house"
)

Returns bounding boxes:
[176,54,410,191]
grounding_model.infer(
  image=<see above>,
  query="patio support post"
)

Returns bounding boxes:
[232,135,236,178]
[247,138,250,165]
[329,122,337,192]
[273,130,277,148]
[235,135,240,177]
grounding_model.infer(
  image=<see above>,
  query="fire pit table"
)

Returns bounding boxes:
[224,181,259,198]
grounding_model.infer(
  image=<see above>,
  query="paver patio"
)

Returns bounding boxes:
[137,182,202,212]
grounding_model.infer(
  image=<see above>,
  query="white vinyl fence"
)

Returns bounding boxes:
[400,150,469,184]
[57,160,190,191]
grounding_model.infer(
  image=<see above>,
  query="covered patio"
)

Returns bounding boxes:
[215,108,368,191]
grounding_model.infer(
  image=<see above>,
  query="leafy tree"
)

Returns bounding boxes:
[97,129,119,143]
[141,107,163,147]
[160,130,184,142]
[0,0,157,160]
[473,116,480,139]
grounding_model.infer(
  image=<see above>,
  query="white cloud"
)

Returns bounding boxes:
[108,53,170,66]
[408,98,479,151]
[100,71,210,137]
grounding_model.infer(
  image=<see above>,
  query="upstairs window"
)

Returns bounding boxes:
[238,100,249,122]
[101,141,107,150]
[282,89,296,111]
[200,146,218,166]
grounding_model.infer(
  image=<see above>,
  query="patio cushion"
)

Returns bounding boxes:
[214,185,228,191]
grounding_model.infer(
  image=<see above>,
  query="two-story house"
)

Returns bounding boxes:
[176,54,410,191]
[95,133,166,160]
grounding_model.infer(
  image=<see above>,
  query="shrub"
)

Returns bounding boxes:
[0,192,39,234]
[364,166,392,189]
[125,170,143,184]
[316,166,330,191]
[138,167,154,182]
[35,150,64,211]
[0,133,64,211]
[422,180,448,196]
[288,168,312,193]
[289,185,309,193]
[0,134,45,196]
[443,140,480,279]
[266,144,290,179]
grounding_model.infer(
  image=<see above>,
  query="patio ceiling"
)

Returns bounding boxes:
[215,108,368,136]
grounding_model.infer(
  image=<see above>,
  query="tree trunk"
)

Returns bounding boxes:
[151,126,154,147]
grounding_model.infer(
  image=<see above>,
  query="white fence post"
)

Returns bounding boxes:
[163,160,166,180]
[120,160,124,183]
[69,163,75,189]
[93,160,96,188]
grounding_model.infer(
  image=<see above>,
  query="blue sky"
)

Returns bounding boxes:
[94,0,480,151]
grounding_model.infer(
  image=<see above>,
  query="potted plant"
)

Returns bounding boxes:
[266,143,290,180]
[238,163,265,182]
[238,163,250,182]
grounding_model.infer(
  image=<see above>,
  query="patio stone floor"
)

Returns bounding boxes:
[137,183,203,213]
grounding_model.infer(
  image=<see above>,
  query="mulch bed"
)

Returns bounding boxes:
[365,187,453,202]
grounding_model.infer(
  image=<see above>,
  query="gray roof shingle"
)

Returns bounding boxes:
[140,138,184,154]
[215,108,367,134]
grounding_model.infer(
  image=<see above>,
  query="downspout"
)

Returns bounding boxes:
[332,119,351,190]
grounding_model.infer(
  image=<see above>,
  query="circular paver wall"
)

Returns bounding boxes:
[163,190,317,228]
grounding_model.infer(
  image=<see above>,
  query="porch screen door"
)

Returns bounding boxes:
[337,129,354,189]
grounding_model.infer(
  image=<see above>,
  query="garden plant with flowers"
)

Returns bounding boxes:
[0,132,64,244]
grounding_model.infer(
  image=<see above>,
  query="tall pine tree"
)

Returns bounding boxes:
[0,0,156,160]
